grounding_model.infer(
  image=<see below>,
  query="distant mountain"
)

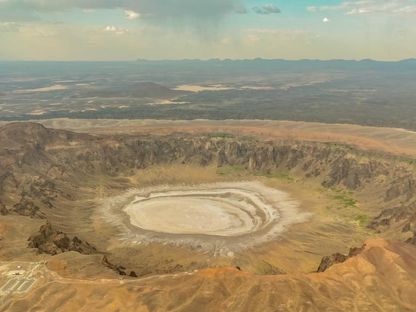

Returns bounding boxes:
[135,58,416,70]
[398,58,416,64]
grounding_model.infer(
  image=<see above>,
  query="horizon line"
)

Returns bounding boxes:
[0,57,415,63]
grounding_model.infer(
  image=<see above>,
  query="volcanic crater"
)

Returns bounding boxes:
[1,122,416,311]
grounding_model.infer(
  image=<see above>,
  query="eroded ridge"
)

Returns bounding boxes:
[100,181,309,255]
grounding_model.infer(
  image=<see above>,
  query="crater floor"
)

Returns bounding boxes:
[126,195,258,236]
[102,182,309,254]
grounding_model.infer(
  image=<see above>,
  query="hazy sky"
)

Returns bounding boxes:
[1,0,416,60]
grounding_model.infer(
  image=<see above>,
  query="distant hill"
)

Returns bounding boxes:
[135,58,416,71]
[398,58,416,64]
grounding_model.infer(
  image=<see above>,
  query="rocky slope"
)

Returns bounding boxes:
[0,122,415,235]
[2,239,416,312]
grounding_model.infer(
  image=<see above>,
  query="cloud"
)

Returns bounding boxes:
[132,0,241,22]
[104,25,129,35]
[0,22,20,32]
[253,4,281,15]
[308,0,416,16]
[124,9,140,20]
[307,6,318,13]
[0,0,244,22]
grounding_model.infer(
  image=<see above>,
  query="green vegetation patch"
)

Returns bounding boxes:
[332,189,358,208]
[217,166,295,183]
[355,214,369,226]
[256,170,295,182]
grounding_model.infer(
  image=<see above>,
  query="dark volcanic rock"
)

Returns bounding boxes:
[368,202,416,233]
[0,202,7,215]
[129,271,138,277]
[102,256,137,277]
[13,197,46,219]
[402,223,412,233]
[317,245,366,272]
[28,222,97,255]
[317,253,348,273]
[406,232,416,245]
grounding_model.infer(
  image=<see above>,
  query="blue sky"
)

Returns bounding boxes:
[0,0,415,60]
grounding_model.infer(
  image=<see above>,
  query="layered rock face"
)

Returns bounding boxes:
[0,122,415,236]
[317,244,366,272]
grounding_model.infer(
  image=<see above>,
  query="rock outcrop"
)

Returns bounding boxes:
[101,256,138,277]
[28,222,97,255]
[368,201,416,233]
[0,202,7,215]
[13,197,46,219]
[317,244,366,272]
[406,232,416,245]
